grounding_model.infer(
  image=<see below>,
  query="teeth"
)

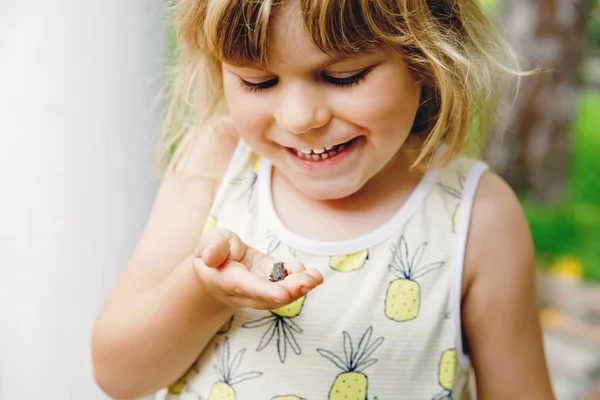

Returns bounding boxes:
[292,141,352,161]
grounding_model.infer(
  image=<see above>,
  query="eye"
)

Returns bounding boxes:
[322,67,373,88]
[239,77,279,93]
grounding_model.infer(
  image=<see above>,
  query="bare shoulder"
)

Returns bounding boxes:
[462,171,533,291]
[169,116,240,182]
[107,117,239,300]
[461,171,555,399]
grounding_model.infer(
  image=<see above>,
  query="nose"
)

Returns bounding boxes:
[274,82,332,134]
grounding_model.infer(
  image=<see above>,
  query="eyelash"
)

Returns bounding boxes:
[239,67,373,93]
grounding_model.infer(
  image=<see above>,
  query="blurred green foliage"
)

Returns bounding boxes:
[523,92,600,281]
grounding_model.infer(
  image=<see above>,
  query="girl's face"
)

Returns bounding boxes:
[222,3,422,201]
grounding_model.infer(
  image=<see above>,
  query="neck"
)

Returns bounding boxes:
[275,139,425,215]
[324,144,423,212]
[270,139,427,241]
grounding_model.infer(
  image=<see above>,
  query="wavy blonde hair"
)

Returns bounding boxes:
[158,0,518,174]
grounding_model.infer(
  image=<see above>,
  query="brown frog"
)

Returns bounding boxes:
[269,262,288,282]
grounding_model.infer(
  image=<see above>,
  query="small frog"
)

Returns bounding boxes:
[269,262,288,282]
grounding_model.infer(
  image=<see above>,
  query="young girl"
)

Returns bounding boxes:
[92,1,556,399]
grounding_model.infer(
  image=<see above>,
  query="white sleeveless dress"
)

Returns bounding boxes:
[156,140,488,400]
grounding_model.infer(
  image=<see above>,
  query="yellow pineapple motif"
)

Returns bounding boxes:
[452,205,459,233]
[167,360,202,396]
[203,215,217,233]
[208,337,262,400]
[439,349,457,390]
[271,296,306,318]
[433,349,457,400]
[271,396,306,400]
[209,382,234,400]
[252,155,260,175]
[167,379,186,395]
[385,236,445,322]
[242,296,306,363]
[167,382,202,399]
[439,171,465,233]
[330,250,369,272]
[317,326,384,400]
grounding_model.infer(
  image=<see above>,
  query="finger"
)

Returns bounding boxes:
[279,261,305,274]
[201,260,293,305]
[195,229,247,268]
[279,269,324,298]
[222,264,292,304]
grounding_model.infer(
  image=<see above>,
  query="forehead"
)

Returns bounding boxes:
[265,3,367,70]
[267,3,334,68]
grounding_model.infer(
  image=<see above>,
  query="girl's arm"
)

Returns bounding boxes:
[91,118,240,399]
[462,173,556,399]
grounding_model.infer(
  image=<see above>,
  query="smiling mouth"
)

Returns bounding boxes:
[287,137,360,161]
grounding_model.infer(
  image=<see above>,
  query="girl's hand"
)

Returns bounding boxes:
[192,228,324,310]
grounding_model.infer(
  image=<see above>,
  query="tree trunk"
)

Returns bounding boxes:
[485,0,589,203]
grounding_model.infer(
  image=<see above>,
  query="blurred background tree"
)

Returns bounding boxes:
[486,0,589,203]
[480,0,600,282]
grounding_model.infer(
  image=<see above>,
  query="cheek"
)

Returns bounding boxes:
[222,74,250,118]
[335,72,420,133]
[222,75,271,136]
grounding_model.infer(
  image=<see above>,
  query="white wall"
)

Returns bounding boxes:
[0,2,165,398]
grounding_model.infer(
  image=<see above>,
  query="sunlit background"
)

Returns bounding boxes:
[477,2,600,399]
[1,1,599,399]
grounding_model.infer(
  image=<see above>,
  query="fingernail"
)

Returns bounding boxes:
[200,248,209,260]
[300,286,310,295]
[305,269,321,280]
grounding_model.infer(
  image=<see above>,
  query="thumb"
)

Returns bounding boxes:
[194,228,247,268]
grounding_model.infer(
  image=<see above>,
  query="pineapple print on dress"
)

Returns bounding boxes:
[433,349,458,400]
[439,169,466,233]
[271,396,306,400]
[385,236,445,322]
[317,326,384,400]
[207,337,262,400]
[167,377,187,396]
[241,296,306,363]
[171,385,203,400]
[265,230,297,257]
[167,357,203,396]
[203,215,217,234]
[229,154,260,211]
[329,250,369,272]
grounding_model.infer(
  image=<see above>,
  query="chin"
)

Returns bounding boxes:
[296,179,364,201]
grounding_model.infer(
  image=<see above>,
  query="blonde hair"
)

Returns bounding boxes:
[158,0,518,173]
